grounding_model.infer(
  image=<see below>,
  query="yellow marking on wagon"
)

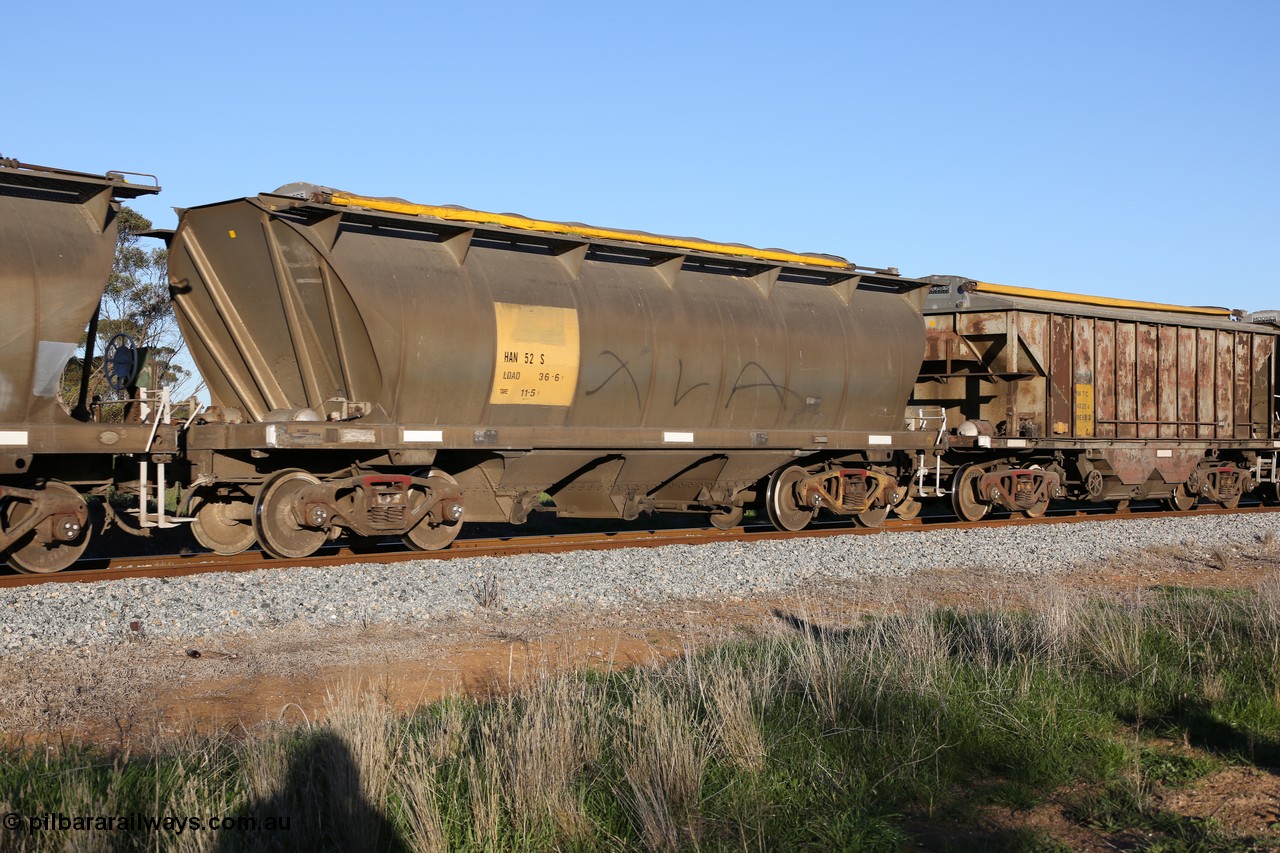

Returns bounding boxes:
[974,281,1232,317]
[326,192,852,269]
[1074,383,1095,437]
[490,303,580,406]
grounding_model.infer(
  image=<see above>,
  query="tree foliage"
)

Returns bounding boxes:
[60,207,197,416]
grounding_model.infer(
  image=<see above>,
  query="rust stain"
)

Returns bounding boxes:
[1177,327,1197,439]
[1157,326,1178,438]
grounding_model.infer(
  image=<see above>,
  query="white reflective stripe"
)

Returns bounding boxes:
[1275,441,1280,448]
[402,429,444,443]
[1004,438,1027,448]
[868,435,892,445]
[663,431,695,443]
[0,430,29,446]
[977,436,992,448]
[264,424,278,447]
[1156,449,1173,458]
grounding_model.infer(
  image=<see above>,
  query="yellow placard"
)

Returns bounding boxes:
[1074,383,1095,437]
[490,303,580,406]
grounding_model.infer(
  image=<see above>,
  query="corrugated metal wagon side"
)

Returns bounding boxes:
[912,277,1280,518]
[169,186,935,557]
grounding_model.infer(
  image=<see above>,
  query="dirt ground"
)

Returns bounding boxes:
[909,761,1280,851]
[4,539,1279,846]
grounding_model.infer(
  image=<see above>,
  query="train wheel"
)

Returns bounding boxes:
[1012,498,1050,519]
[404,471,463,551]
[191,494,257,556]
[1218,493,1241,510]
[893,495,922,521]
[950,464,989,522]
[708,505,744,530]
[853,505,890,528]
[1166,483,1198,512]
[766,466,813,532]
[1261,483,1280,506]
[254,470,327,560]
[4,482,91,574]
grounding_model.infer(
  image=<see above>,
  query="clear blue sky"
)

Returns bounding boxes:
[8,1,1277,310]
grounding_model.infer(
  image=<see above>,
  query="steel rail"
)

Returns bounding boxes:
[2,503,1276,590]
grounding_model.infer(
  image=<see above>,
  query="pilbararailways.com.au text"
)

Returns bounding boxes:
[4,812,290,835]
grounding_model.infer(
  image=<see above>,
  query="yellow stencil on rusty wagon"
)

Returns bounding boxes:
[1074,383,1095,437]
[490,303,580,406]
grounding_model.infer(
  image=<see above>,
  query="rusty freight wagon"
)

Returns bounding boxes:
[0,158,171,572]
[911,277,1280,519]
[168,186,936,558]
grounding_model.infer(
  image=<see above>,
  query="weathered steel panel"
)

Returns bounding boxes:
[1011,313,1047,435]
[1136,324,1158,438]
[1016,312,1048,375]
[1235,333,1252,439]
[1095,320,1117,438]
[1157,325,1178,438]
[1253,334,1275,436]
[1049,315,1072,435]
[1197,329,1216,439]
[1014,367,1044,437]
[1177,327,1197,439]
[1216,331,1234,438]
[1072,317,1096,437]
[923,324,956,361]
[957,312,1005,337]
[1115,322,1138,438]
[1153,449,1205,484]
[1103,447,1155,485]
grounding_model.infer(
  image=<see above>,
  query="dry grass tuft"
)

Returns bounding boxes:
[466,719,505,848]
[705,667,766,773]
[1080,595,1148,681]
[1210,546,1237,572]
[324,681,399,811]
[471,573,502,610]
[619,680,708,852]
[395,743,448,853]
[495,674,601,843]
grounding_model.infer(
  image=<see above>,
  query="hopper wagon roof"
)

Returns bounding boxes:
[922,275,1276,332]
[235,183,928,293]
[0,156,160,201]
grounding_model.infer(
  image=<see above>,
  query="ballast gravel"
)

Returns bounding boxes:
[3,513,1278,652]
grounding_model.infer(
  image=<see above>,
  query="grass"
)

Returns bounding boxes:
[5,584,1280,851]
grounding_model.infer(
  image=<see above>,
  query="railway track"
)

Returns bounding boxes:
[2,502,1276,590]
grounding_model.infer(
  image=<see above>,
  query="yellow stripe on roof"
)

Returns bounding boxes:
[974,281,1232,317]
[325,191,852,270]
